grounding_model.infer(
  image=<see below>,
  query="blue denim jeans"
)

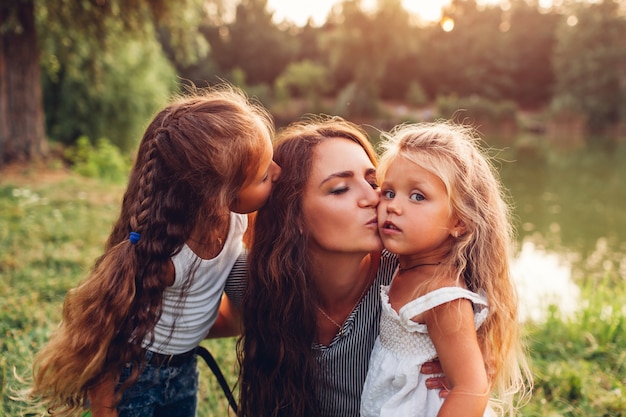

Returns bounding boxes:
[117,351,199,417]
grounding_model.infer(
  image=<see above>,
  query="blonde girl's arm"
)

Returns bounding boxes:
[425,298,490,417]
[88,373,119,417]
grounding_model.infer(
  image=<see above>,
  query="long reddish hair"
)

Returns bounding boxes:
[238,116,377,417]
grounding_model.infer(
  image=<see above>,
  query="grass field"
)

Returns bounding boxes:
[1,164,624,416]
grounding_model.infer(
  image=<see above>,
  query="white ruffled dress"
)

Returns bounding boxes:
[360,285,490,417]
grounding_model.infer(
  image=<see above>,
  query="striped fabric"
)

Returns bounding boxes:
[225,250,398,417]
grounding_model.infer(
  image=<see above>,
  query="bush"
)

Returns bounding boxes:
[405,81,428,107]
[64,136,131,183]
[42,33,177,151]
[334,82,380,119]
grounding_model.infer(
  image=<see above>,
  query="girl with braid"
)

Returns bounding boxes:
[29,84,280,417]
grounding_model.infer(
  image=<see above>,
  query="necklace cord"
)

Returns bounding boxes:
[397,261,442,273]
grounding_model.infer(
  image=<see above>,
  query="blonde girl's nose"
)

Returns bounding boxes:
[385,198,401,214]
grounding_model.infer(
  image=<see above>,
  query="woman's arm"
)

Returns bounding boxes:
[426,298,490,417]
[206,293,242,338]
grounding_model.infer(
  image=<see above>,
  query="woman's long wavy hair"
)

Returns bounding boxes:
[237,116,377,417]
[377,121,532,416]
[30,84,273,416]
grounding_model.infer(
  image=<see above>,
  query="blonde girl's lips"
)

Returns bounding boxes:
[381,220,401,234]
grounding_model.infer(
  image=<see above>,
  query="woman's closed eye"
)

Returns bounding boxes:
[330,186,349,195]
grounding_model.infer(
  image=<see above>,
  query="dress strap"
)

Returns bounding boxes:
[399,287,488,328]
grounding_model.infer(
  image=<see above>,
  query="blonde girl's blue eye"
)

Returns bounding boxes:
[382,189,395,199]
[410,192,425,202]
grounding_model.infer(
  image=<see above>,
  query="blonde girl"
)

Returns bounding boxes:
[360,122,531,417]
[29,84,280,417]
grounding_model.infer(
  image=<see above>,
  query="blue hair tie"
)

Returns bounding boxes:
[129,231,141,244]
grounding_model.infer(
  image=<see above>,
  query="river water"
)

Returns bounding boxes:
[498,139,626,322]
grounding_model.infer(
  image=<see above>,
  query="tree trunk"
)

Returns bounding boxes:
[0,0,47,168]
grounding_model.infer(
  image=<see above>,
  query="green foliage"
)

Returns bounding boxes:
[35,0,209,67]
[405,81,428,107]
[551,0,626,134]
[524,274,626,416]
[1,176,125,416]
[274,60,330,111]
[507,0,559,107]
[334,81,380,119]
[64,137,131,183]
[41,26,178,151]
[203,0,297,87]
[436,95,517,125]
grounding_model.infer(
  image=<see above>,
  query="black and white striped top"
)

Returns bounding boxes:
[225,250,398,417]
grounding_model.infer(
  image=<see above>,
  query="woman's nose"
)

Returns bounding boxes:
[358,183,380,208]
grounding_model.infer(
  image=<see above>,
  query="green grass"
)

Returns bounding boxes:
[1,168,625,416]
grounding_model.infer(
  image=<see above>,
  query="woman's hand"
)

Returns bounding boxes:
[421,359,450,398]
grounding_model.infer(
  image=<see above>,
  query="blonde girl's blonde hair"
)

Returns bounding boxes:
[29,83,274,416]
[377,121,532,416]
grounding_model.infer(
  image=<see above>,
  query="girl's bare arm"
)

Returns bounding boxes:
[426,298,490,417]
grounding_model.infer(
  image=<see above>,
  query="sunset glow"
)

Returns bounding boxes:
[266,0,521,26]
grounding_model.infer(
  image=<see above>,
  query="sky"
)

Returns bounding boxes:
[265,0,539,26]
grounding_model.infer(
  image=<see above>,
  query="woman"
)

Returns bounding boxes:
[230,117,445,417]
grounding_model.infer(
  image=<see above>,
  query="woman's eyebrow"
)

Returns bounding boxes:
[320,171,354,185]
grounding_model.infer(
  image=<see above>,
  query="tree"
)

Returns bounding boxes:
[0,0,46,166]
[275,59,330,110]
[323,0,413,116]
[552,0,626,133]
[203,0,297,86]
[507,0,559,107]
[0,0,208,168]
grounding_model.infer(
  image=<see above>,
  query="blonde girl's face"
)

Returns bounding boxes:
[301,138,383,255]
[231,134,281,214]
[378,155,461,259]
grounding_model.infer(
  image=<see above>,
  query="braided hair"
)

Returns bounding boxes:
[30,84,273,416]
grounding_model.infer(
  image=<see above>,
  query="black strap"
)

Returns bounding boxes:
[195,346,238,414]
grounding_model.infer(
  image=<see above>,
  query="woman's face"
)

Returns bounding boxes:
[302,138,383,254]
